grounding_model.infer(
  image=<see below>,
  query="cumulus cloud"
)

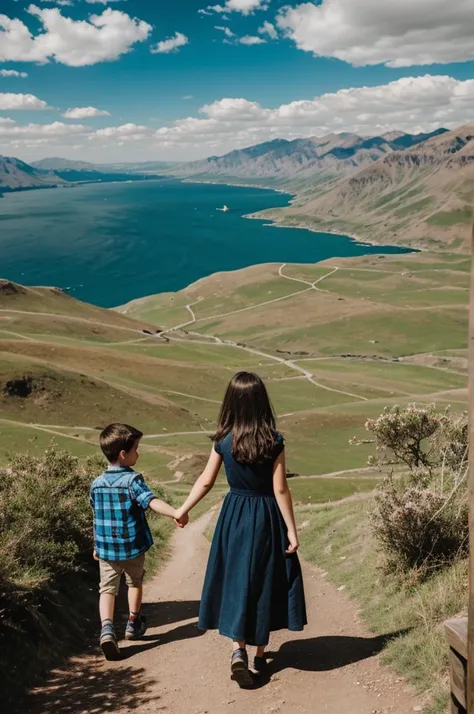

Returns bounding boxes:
[0,69,28,78]
[277,0,474,67]
[151,31,189,54]
[200,1,269,16]
[216,27,266,45]
[0,5,152,67]
[39,0,74,6]
[0,92,48,110]
[153,75,474,154]
[215,25,236,38]
[239,35,266,45]
[62,106,110,119]
[0,120,86,139]
[91,122,148,139]
[258,21,278,40]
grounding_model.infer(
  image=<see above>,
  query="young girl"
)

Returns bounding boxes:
[176,371,307,687]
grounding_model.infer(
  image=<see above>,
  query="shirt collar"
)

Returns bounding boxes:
[106,465,133,473]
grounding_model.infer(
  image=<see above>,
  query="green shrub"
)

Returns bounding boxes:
[0,449,102,586]
[353,405,468,577]
[372,476,468,574]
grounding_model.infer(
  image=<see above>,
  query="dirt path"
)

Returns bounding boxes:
[28,511,418,714]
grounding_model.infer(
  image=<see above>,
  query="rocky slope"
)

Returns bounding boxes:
[175,128,447,187]
[0,156,66,191]
[263,123,474,251]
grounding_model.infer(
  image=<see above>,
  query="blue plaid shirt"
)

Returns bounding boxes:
[90,466,155,562]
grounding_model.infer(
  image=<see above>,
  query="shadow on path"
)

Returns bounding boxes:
[255,631,408,688]
[140,599,200,628]
[121,621,205,659]
[26,661,159,714]
[24,601,204,714]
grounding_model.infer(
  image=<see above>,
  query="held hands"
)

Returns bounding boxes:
[286,530,299,554]
[173,508,189,529]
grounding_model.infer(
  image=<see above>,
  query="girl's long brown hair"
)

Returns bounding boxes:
[213,372,278,464]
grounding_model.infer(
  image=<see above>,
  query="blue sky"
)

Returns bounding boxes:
[0,0,473,162]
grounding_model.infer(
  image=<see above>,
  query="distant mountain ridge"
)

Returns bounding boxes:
[0,157,163,194]
[174,128,448,185]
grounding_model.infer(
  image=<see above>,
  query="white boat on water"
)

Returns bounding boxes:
[217,204,230,212]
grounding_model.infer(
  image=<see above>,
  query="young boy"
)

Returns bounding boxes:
[90,423,187,660]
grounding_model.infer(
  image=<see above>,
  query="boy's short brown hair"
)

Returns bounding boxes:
[100,423,143,463]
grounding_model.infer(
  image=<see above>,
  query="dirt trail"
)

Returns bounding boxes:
[28,511,418,714]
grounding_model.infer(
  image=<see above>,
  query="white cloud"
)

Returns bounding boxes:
[153,75,474,155]
[0,120,86,139]
[0,69,28,78]
[0,117,15,125]
[84,1,127,4]
[200,1,269,16]
[277,0,474,67]
[151,31,189,54]
[91,122,148,139]
[182,95,194,100]
[62,106,110,119]
[0,5,152,67]
[215,25,236,38]
[39,0,74,6]
[216,26,266,45]
[239,35,266,45]
[0,92,48,109]
[258,20,278,40]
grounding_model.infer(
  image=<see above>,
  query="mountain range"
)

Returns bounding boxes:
[0,156,161,193]
[172,128,448,188]
[262,122,474,251]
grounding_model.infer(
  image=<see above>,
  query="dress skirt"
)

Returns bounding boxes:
[198,488,307,646]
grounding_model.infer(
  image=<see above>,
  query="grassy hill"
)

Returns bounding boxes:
[0,251,467,506]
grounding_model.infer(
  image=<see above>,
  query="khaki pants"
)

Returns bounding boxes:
[99,554,146,596]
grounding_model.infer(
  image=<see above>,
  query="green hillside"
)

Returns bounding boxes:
[0,251,468,504]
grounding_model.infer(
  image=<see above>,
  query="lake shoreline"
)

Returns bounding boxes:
[1,179,412,309]
[182,177,411,251]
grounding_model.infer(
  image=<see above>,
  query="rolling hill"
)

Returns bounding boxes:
[0,251,467,494]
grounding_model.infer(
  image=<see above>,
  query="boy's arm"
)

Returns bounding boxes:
[130,474,178,520]
[176,446,222,518]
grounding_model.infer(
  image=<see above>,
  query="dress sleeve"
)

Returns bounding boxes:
[213,440,222,456]
[273,432,285,459]
[129,474,155,510]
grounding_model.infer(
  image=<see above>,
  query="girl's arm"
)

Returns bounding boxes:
[176,446,222,518]
[273,449,299,554]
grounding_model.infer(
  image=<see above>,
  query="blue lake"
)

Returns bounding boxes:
[0,179,409,308]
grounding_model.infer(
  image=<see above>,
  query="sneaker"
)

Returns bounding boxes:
[125,614,148,641]
[231,648,254,688]
[100,621,121,661]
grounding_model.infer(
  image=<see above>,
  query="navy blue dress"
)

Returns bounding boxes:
[198,432,307,646]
